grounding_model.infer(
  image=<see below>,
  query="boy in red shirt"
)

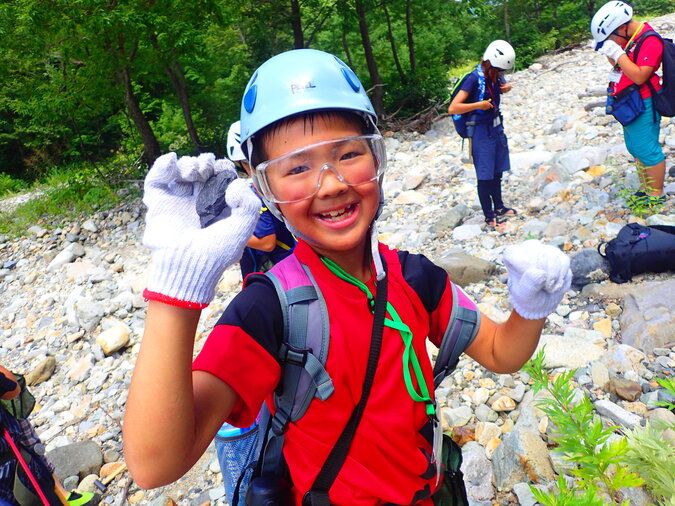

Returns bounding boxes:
[123,49,572,504]
[592,1,666,203]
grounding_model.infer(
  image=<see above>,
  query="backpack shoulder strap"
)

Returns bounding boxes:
[450,71,471,100]
[257,254,333,477]
[632,30,662,62]
[432,283,481,388]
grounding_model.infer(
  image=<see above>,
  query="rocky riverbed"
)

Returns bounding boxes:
[1,14,674,506]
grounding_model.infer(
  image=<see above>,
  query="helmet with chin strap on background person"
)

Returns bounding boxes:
[591,1,633,50]
[483,40,516,70]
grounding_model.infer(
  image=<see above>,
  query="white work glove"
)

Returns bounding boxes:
[597,40,624,62]
[502,240,572,320]
[142,152,259,308]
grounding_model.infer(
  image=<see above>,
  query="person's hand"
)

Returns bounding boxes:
[597,40,624,63]
[500,83,512,93]
[142,152,260,308]
[502,240,572,320]
[476,99,494,111]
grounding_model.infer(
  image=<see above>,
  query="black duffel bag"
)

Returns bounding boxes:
[598,223,675,283]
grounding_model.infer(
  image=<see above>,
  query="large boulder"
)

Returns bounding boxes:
[570,248,610,289]
[435,249,495,287]
[432,204,470,234]
[47,441,103,480]
[492,425,555,491]
[535,334,604,369]
[461,441,495,503]
[620,279,675,354]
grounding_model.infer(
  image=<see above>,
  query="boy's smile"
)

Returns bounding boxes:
[262,114,380,271]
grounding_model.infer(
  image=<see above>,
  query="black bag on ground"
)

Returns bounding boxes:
[598,223,675,283]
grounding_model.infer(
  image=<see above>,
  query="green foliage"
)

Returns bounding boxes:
[617,187,665,217]
[625,421,675,505]
[1,0,674,175]
[0,173,27,196]
[523,349,644,505]
[0,155,140,236]
[654,377,675,410]
[531,475,606,506]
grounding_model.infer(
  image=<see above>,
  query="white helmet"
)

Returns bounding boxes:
[483,40,516,70]
[591,1,633,49]
[226,121,246,162]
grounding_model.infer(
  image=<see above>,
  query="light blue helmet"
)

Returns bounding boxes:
[239,49,386,279]
[239,48,377,155]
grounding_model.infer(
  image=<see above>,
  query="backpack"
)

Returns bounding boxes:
[633,30,675,117]
[0,376,61,506]
[231,253,480,505]
[449,70,485,139]
[598,223,675,283]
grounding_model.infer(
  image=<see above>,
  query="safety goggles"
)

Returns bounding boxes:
[254,134,386,204]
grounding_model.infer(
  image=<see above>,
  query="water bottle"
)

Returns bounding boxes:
[215,421,259,505]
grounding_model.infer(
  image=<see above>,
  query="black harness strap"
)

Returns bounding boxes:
[302,256,389,506]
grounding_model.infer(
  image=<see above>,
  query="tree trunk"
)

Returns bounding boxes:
[381,0,406,84]
[354,0,384,116]
[405,0,416,75]
[164,60,202,151]
[290,0,305,48]
[503,0,511,40]
[341,27,355,68]
[120,65,161,163]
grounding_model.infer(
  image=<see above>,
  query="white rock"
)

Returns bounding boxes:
[452,225,482,241]
[536,334,604,369]
[96,322,131,356]
[81,219,98,233]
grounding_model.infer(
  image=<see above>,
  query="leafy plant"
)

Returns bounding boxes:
[531,475,605,506]
[522,349,643,505]
[0,159,131,236]
[654,377,675,411]
[625,422,675,505]
[0,173,27,196]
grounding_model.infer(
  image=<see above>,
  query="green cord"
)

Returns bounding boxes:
[321,257,436,417]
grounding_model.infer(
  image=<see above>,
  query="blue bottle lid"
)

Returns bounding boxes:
[217,421,258,438]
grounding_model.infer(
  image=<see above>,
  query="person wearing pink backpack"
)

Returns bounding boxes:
[124,49,572,505]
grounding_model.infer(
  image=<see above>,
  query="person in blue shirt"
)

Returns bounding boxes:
[448,40,518,230]
[226,121,296,277]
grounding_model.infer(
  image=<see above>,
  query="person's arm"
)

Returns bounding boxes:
[465,312,544,373]
[615,56,655,85]
[0,365,20,400]
[460,240,570,373]
[123,303,237,488]
[448,90,493,115]
[123,153,260,488]
[247,233,277,252]
[500,83,512,93]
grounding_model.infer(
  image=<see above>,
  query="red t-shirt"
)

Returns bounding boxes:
[193,240,478,505]
[613,23,663,99]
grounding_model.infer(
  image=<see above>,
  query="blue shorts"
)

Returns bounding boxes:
[471,122,511,180]
[623,98,664,167]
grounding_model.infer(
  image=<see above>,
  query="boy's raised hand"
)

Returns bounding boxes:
[502,240,572,320]
[142,152,259,308]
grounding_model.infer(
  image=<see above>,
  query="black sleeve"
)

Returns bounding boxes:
[397,251,449,314]
[217,275,283,358]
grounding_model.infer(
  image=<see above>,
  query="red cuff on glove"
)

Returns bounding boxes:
[143,289,209,310]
